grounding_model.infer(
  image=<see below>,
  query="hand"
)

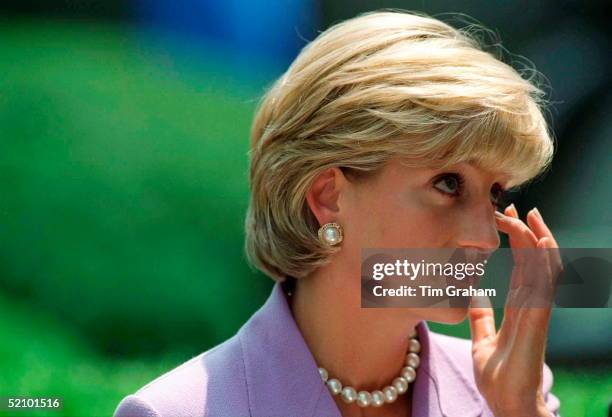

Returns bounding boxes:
[468,204,561,417]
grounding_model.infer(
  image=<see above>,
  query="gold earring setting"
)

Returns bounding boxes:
[318,222,343,246]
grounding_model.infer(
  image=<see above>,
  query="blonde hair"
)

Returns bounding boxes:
[244,10,554,281]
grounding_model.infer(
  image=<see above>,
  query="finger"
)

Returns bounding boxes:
[496,206,550,352]
[523,240,554,299]
[502,204,524,255]
[495,210,536,290]
[468,295,496,345]
[499,289,520,346]
[504,203,519,219]
[505,250,553,374]
[499,262,525,345]
[526,208,557,246]
[495,211,538,248]
[526,209,563,286]
[501,236,553,347]
[538,237,563,289]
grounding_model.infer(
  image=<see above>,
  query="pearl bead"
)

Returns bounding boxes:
[324,227,340,244]
[318,367,328,382]
[356,391,372,407]
[326,378,342,395]
[406,352,420,368]
[401,366,417,382]
[393,376,409,394]
[383,386,398,403]
[409,339,421,353]
[408,327,417,338]
[371,390,385,407]
[341,386,357,403]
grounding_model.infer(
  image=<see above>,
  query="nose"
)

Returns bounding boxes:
[456,201,500,251]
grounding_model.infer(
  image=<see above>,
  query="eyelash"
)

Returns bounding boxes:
[432,173,506,208]
[432,173,464,197]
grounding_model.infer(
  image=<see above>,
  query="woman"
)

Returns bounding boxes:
[115,10,561,417]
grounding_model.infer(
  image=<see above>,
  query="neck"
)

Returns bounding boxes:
[289,262,421,391]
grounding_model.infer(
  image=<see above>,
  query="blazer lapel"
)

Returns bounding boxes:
[238,283,341,417]
[412,321,485,417]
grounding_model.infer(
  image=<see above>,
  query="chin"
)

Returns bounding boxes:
[428,307,469,324]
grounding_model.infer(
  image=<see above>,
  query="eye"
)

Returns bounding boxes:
[490,183,506,207]
[432,173,464,197]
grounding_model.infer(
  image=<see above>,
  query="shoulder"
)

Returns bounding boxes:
[428,331,560,417]
[113,334,250,417]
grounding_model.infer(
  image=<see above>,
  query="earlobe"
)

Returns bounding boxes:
[305,167,344,226]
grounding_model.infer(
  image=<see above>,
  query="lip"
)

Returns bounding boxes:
[446,247,492,287]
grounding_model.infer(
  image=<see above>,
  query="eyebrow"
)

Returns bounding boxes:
[446,162,511,187]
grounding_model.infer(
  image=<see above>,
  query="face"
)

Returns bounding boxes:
[335,158,507,323]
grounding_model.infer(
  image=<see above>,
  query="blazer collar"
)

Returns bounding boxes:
[238,282,484,417]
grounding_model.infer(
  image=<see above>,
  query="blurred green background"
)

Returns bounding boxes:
[0,2,610,417]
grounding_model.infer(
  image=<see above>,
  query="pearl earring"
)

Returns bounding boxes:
[318,222,343,246]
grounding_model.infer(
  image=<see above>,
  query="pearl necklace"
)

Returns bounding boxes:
[317,328,420,407]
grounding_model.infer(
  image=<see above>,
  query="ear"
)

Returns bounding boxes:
[305,167,346,227]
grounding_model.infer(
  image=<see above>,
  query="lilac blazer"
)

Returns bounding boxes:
[114,282,561,417]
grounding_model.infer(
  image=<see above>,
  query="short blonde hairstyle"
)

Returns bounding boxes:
[244,10,554,281]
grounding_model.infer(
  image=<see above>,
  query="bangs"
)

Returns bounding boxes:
[395,99,554,188]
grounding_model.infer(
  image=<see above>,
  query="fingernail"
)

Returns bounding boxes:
[494,211,505,218]
[506,203,517,216]
[533,207,543,220]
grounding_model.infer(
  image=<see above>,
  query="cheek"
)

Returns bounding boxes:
[351,190,458,247]
[397,206,451,246]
